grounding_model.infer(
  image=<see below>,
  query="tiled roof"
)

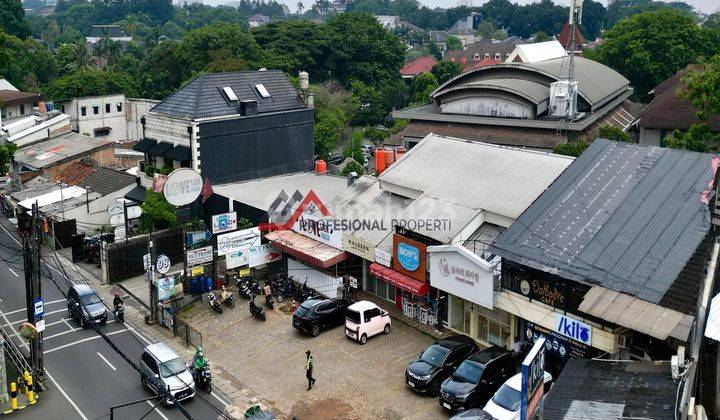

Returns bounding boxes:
[638,65,720,132]
[558,23,585,49]
[445,39,521,64]
[150,70,304,120]
[52,162,96,186]
[400,56,438,76]
[81,167,136,196]
[461,57,502,72]
[490,139,715,314]
[0,90,40,107]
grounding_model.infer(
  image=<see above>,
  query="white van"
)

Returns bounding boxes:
[482,371,553,420]
[344,301,391,344]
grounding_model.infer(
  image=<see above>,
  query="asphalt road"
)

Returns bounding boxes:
[0,221,228,420]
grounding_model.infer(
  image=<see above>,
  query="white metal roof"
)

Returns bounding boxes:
[0,79,18,91]
[18,185,87,209]
[506,40,567,63]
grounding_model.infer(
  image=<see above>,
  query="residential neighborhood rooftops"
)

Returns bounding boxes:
[400,56,438,77]
[0,79,18,91]
[506,40,567,63]
[14,132,113,170]
[490,139,715,316]
[149,70,304,120]
[52,162,96,186]
[0,90,41,107]
[81,167,137,196]
[87,24,129,38]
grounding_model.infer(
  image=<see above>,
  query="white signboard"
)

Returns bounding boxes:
[107,202,124,215]
[114,226,126,240]
[143,253,151,271]
[109,207,143,226]
[163,168,202,206]
[428,244,494,310]
[342,233,375,261]
[226,249,249,269]
[110,214,125,227]
[35,319,45,333]
[211,212,237,234]
[217,227,260,256]
[292,213,343,249]
[555,313,592,346]
[374,249,392,267]
[186,245,213,267]
[248,244,282,268]
[158,276,175,301]
[156,254,171,274]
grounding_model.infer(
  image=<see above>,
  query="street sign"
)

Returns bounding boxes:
[126,206,143,220]
[114,226,126,240]
[191,266,204,276]
[156,254,171,274]
[186,245,213,266]
[211,212,237,234]
[143,253,151,271]
[107,202,124,215]
[35,319,45,333]
[33,298,43,317]
[109,207,143,226]
[521,337,546,420]
[110,214,125,226]
[248,244,282,268]
[186,230,212,247]
[157,276,175,301]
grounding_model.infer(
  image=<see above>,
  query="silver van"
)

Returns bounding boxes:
[139,343,195,404]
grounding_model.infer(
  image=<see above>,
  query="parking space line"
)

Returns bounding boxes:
[211,391,229,407]
[147,401,169,420]
[7,268,17,278]
[43,320,117,341]
[45,368,90,420]
[96,352,117,371]
[3,299,67,316]
[3,308,68,326]
[44,328,133,354]
[62,318,74,329]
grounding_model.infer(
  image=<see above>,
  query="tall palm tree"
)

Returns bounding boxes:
[106,41,122,69]
[122,14,138,39]
[93,27,110,67]
[71,40,93,70]
[297,1,304,14]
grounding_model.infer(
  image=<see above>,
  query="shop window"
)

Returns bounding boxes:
[367,277,376,294]
[376,279,388,300]
[117,103,123,112]
[387,284,396,302]
[105,103,110,113]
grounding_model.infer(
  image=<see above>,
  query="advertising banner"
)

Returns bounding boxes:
[158,277,175,301]
[521,337,546,420]
[211,212,237,234]
[226,248,249,269]
[217,227,260,256]
[248,244,282,268]
[186,245,213,267]
[342,232,375,261]
[392,233,427,282]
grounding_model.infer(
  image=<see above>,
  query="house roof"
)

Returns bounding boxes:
[0,90,41,107]
[88,25,128,38]
[508,40,567,63]
[248,13,270,23]
[445,39,520,64]
[543,359,675,420]
[428,31,450,43]
[0,79,18,91]
[52,162,96,186]
[637,65,720,132]
[81,167,137,196]
[489,139,715,315]
[150,70,304,120]
[400,56,438,76]
[14,132,113,170]
[558,23,585,49]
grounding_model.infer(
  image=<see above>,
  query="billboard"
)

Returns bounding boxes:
[521,337,546,420]
[392,233,427,282]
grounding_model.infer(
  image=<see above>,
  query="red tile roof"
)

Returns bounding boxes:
[400,56,438,76]
[52,162,96,186]
[462,57,502,72]
[558,23,585,49]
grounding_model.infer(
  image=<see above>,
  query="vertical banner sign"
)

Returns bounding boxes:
[521,337,546,420]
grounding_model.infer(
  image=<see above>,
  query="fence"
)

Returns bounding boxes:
[174,317,202,349]
[102,227,183,283]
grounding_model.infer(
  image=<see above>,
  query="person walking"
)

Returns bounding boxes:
[305,350,316,390]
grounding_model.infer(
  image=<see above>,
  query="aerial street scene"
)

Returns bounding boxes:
[0,0,719,418]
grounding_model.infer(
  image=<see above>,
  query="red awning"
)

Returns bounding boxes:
[265,230,347,268]
[369,263,429,295]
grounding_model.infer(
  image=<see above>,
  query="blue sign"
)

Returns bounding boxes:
[34,298,44,320]
[521,337,546,420]
[158,276,175,301]
[397,242,420,271]
[186,230,212,247]
[555,313,592,345]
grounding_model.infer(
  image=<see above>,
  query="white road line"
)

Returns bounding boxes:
[96,352,117,371]
[211,391,229,407]
[0,223,21,246]
[3,299,67,316]
[3,308,69,326]
[45,368,90,420]
[44,328,133,354]
[132,329,153,346]
[7,267,17,278]
[147,401,170,420]
[61,317,74,329]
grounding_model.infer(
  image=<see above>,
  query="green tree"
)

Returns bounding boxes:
[343,131,366,165]
[341,160,364,176]
[553,140,589,157]
[0,0,31,38]
[704,13,720,32]
[237,217,253,229]
[350,79,386,126]
[427,40,441,60]
[598,125,631,142]
[431,60,462,84]
[139,41,182,99]
[43,68,139,100]
[411,71,437,103]
[592,9,717,97]
[605,0,694,28]
[70,38,93,70]
[364,126,390,148]
[311,81,360,159]
[0,29,56,90]
[445,35,462,52]
[665,123,717,152]
[0,143,17,175]
[138,189,177,233]
[580,0,605,41]
[533,31,549,42]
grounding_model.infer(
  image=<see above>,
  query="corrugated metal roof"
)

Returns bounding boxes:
[490,139,714,314]
[436,78,550,105]
[82,167,136,196]
[14,132,113,169]
[150,70,304,120]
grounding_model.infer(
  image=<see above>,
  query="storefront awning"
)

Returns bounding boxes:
[369,263,429,295]
[265,229,347,268]
[124,185,146,203]
[132,138,156,153]
[147,141,173,156]
[164,145,191,162]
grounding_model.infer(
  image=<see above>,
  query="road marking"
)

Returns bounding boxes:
[0,223,20,246]
[45,368,89,420]
[211,391,229,407]
[96,352,117,371]
[42,320,117,341]
[61,318,74,329]
[3,299,67,316]
[7,268,17,278]
[44,328,133,354]
[132,329,153,346]
[3,308,69,326]
[147,401,169,420]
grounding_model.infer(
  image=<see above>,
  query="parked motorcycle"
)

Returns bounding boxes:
[220,287,235,308]
[193,365,212,393]
[269,277,292,303]
[113,302,125,323]
[208,292,223,314]
[236,278,252,299]
[264,293,274,310]
[249,296,266,321]
[293,279,317,303]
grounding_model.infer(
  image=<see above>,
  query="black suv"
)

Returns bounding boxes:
[439,346,515,413]
[67,284,107,328]
[406,335,478,396]
[293,298,349,337]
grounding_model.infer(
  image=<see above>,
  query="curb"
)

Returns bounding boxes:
[115,283,151,312]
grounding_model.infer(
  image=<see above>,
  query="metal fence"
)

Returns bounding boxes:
[174,317,202,349]
[103,227,183,283]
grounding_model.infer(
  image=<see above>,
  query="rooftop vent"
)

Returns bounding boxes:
[255,84,270,98]
[222,86,238,102]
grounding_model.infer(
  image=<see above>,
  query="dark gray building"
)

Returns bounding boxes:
[133,70,314,185]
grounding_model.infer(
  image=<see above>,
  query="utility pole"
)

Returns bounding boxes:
[23,203,43,377]
[148,233,157,323]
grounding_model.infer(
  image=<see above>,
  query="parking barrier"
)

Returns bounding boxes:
[24,372,35,405]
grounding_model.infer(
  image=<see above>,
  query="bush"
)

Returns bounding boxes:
[341,160,364,177]
[554,140,589,157]
[598,125,631,142]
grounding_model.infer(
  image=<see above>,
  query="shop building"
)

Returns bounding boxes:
[490,139,717,374]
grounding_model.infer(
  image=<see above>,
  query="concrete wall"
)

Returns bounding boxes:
[19,144,116,183]
[441,95,534,118]
[144,113,192,148]
[639,127,662,147]
[64,183,137,233]
[125,98,160,141]
[58,94,128,142]
[1,102,34,119]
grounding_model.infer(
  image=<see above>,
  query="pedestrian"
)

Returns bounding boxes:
[305,350,315,390]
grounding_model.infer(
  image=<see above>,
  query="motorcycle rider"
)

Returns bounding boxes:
[192,347,208,382]
[220,285,230,304]
[113,292,123,308]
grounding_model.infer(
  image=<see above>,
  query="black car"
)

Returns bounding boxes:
[439,346,515,413]
[67,283,107,328]
[292,298,349,337]
[406,335,478,395]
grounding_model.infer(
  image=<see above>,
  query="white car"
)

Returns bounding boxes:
[482,371,553,420]
[344,300,391,344]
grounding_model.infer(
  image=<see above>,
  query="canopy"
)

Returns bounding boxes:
[265,229,347,268]
[369,263,429,295]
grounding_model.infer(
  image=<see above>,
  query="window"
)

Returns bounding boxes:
[61,105,65,113]
[494,53,501,60]
[222,86,238,101]
[346,309,361,324]
[81,106,87,116]
[105,103,110,113]
[473,53,480,61]
[363,310,372,323]
[141,353,159,374]
[255,84,270,98]
[484,53,490,59]
[20,104,25,115]
[116,103,122,112]
[93,106,99,115]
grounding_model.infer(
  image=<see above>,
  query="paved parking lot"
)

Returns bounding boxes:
[182,298,451,419]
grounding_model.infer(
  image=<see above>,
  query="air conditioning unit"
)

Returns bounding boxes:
[617,333,632,349]
[549,80,578,118]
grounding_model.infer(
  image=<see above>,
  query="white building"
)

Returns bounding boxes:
[375,15,400,29]
[506,40,568,63]
[85,25,132,44]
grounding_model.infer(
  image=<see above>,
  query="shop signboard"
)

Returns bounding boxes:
[525,321,591,362]
[211,212,237,234]
[156,254,171,274]
[191,266,204,276]
[186,245,213,267]
[248,244,282,268]
[521,337,546,420]
[217,227,260,256]
[157,276,175,301]
[428,244,494,309]
[342,233,375,261]
[555,313,592,346]
[392,234,427,282]
[186,230,212,247]
[374,249,391,267]
[226,248,249,269]
[163,168,202,206]
[292,212,343,249]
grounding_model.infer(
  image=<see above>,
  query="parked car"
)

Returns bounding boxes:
[439,346,515,413]
[406,335,479,395]
[139,343,195,405]
[450,409,495,420]
[293,298,350,337]
[361,144,375,156]
[344,300,391,344]
[67,283,107,328]
[482,371,553,420]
